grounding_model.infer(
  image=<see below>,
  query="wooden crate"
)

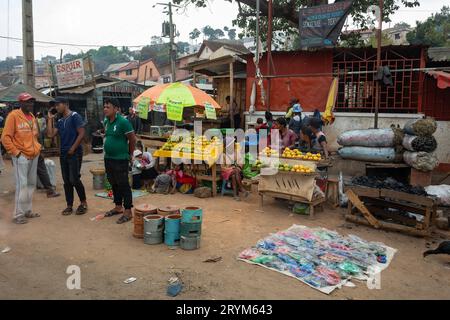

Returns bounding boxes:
[258,171,317,202]
[345,186,437,237]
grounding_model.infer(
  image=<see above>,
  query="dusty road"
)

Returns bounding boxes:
[0,153,449,300]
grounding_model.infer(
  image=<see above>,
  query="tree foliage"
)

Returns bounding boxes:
[174,0,421,49]
[202,25,226,40]
[407,6,450,47]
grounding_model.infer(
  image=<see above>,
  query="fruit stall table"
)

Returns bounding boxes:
[257,154,327,218]
[153,148,222,197]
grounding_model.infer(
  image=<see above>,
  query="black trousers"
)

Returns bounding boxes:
[105,159,133,210]
[60,153,86,207]
[37,155,52,190]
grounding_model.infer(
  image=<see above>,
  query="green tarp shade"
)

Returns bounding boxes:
[0,83,53,103]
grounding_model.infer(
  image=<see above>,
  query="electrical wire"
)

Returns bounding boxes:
[0,35,147,49]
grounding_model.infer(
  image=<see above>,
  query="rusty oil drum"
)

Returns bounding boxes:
[133,204,157,239]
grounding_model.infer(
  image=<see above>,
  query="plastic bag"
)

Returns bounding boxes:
[425,185,450,206]
[338,146,402,163]
[338,129,398,147]
[403,151,439,172]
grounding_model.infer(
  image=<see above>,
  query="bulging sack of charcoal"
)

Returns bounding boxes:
[338,146,403,163]
[337,128,402,147]
[425,185,450,206]
[402,134,437,153]
[403,151,439,172]
[404,118,437,136]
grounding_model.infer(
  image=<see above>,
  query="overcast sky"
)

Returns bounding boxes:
[0,0,448,60]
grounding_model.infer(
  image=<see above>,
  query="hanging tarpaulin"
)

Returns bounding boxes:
[204,102,217,120]
[167,100,184,121]
[136,97,150,120]
[299,0,353,48]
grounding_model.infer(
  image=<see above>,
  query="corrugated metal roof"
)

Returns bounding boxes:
[428,47,450,62]
[104,62,130,73]
[59,81,121,95]
[0,83,54,103]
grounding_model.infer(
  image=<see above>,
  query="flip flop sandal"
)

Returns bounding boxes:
[25,212,41,219]
[105,210,123,218]
[62,208,74,216]
[76,205,88,216]
[116,215,132,225]
[13,217,28,224]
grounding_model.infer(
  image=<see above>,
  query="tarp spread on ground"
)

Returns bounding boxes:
[238,225,396,294]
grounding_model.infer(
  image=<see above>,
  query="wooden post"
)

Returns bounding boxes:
[22,0,35,87]
[87,55,100,123]
[229,62,234,128]
[143,66,148,86]
[374,0,383,129]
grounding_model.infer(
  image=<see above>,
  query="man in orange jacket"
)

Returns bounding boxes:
[1,93,42,224]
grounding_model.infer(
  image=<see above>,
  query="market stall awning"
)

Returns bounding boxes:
[184,55,247,77]
[134,82,221,109]
[427,71,450,89]
[0,83,54,103]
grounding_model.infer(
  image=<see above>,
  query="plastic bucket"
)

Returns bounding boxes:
[164,214,181,246]
[90,168,106,191]
[181,207,203,223]
[180,235,201,251]
[180,221,202,237]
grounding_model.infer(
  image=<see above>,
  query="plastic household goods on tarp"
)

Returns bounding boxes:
[238,225,397,294]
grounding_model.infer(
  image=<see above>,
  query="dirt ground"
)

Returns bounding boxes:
[0,153,449,300]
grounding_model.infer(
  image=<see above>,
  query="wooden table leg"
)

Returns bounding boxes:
[212,163,217,197]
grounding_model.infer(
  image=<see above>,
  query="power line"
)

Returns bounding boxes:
[0,35,148,48]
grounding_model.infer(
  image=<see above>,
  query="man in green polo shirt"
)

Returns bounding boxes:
[102,98,137,224]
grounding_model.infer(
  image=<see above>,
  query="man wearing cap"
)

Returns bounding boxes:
[1,93,41,224]
[47,97,88,216]
[102,98,137,224]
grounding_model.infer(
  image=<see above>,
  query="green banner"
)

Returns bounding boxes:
[204,102,217,120]
[136,97,150,120]
[167,100,184,121]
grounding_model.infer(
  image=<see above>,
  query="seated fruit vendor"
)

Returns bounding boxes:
[309,118,329,159]
[222,165,249,202]
[299,125,315,153]
[152,170,177,195]
[131,150,159,190]
[275,117,298,151]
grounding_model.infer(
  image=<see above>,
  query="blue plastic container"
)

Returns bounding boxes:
[165,214,181,246]
[181,207,203,224]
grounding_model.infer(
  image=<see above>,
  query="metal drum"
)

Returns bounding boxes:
[180,235,201,251]
[144,215,164,245]
[181,207,203,224]
[158,205,180,217]
[164,214,181,246]
[134,205,157,239]
[180,221,202,237]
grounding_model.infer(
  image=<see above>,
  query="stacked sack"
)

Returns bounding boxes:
[337,128,404,163]
[402,118,439,172]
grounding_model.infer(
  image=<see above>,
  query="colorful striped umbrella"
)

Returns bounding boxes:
[133,82,221,109]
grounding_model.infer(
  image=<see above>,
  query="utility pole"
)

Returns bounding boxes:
[22,0,35,87]
[168,3,176,83]
[155,2,180,83]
